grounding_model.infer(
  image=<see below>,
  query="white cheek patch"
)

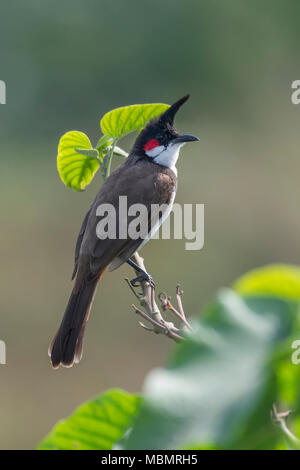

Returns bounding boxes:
[153,142,184,175]
[145,145,164,158]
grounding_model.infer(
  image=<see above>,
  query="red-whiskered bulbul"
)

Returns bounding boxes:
[49,94,199,368]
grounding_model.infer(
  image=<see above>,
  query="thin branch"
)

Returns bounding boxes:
[132,303,183,342]
[271,404,300,447]
[159,292,192,330]
[176,285,185,319]
[125,252,191,342]
[138,321,154,332]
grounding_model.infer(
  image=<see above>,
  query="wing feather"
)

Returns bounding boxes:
[77,160,176,280]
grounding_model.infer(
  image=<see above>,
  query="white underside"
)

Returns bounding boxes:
[139,190,176,249]
[109,190,176,270]
[140,142,182,247]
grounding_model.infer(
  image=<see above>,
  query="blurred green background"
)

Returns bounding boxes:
[1,0,300,449]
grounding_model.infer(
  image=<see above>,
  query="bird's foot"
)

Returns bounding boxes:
[131,272,156,288]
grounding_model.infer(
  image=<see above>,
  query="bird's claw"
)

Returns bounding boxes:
[131,273,156,288]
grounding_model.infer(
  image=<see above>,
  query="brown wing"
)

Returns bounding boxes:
[72,206,92,280]
[77,159,176,282]
[108,169,175,271]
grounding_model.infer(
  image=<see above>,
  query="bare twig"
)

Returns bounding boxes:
[159,291,192,330]
[132,303,183,342]
[125,252,190,342]
[138,321,154,332]
[271,404,299,446]
[176,284,190,326]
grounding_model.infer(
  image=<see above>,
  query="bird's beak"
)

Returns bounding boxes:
[172,134,199,144]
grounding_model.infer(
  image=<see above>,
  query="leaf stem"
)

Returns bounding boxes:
[103,141,116,181]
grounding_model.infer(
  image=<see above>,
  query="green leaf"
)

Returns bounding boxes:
[233,264,300,410]
[100,103,170,139]
[57,131,100,191]
[57,104,170,189]
[124,290,298,450]
[271,412,300,450]
[74,148,99,159]
[38,389,140,450]
[96,134,113,149]
[233,264,300,301]
[288,416,300,449]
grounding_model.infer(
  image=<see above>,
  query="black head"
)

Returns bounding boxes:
[131,95,199,164]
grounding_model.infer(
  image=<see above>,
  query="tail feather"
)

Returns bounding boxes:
[49,278,98,368]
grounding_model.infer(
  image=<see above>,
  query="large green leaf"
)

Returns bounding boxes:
[38,389,140,450]
[57,131,100,191]
[124,289,299,450]
[233,264,300,301]
[100,103,169,139]
[233,263,300,422]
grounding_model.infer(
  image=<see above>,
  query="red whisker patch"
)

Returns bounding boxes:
[144,139,160,151]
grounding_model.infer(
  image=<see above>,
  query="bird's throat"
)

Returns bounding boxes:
[153,143,184,175]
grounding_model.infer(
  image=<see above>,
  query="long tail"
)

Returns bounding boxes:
[49,276,99,369]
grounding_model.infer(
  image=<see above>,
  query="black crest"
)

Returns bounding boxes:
[132,94,190,155]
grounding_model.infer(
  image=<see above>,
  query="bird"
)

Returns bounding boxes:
[49,94,199,368]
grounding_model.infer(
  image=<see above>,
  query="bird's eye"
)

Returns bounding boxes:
[144,139,160,151]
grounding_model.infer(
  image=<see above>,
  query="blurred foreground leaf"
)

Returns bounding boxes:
[123,289,299,450]
[38,389,140,450]
[233,264,300,301]
[39,265,300,450]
